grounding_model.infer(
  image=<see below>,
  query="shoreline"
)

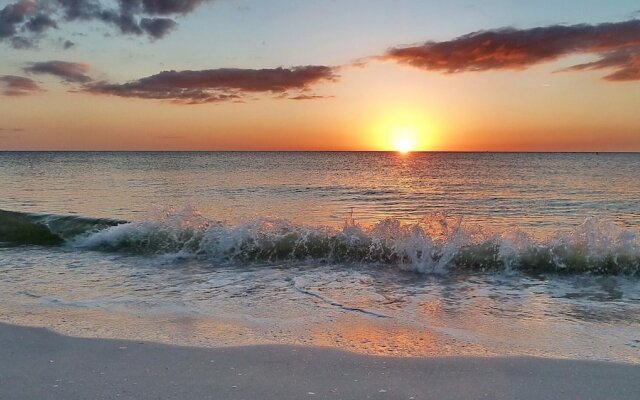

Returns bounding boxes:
[1,322,639,400]
[0,305,495,358]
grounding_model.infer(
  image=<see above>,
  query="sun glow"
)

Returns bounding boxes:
[368,108,438,152]
[392,126,418,153]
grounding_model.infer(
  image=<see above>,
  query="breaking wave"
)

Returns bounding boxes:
[0,209,123,246]
[2,207,639,275]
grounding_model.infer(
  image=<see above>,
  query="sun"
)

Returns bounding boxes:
[370,108,437,152]
[394,137,414,153]
[391,126,418,153]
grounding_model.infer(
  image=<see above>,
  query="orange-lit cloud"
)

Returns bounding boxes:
[85,66,339,104]
[0,75,44,96]
[287,94,334,100]
[559,49,640,81]
[383,20,640,81]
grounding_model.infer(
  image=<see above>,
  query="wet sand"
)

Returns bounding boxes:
[1,322,638,400]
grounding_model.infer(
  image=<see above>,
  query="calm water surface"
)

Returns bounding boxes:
[1,152,639,232]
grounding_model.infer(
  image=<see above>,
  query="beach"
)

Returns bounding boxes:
[2,322,639,400]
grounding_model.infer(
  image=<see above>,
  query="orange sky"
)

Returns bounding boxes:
[2,62,638,151]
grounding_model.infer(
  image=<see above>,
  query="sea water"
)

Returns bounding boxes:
[0,152,639,362]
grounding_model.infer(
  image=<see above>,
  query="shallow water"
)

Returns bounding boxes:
[0,152,639,362]
[2,152,639,232]
[1,245,639,362]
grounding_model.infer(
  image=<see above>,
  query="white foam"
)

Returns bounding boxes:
[72,206,640,274]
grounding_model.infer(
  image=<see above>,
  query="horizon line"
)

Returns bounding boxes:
[0,150,639,154]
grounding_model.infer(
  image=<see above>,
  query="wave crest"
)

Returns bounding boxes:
[68,207,640,275]
[2,207,638,274]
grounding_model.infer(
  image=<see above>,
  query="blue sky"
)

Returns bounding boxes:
[4,0,639,77]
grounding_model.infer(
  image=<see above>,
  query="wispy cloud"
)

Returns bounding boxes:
[559,49,640,81]
[382,20,640,81]
[288,94,334,100]
[24,60,92,83]
[85,66,339,104]
[0,75,44,96]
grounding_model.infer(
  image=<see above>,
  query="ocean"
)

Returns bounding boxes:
[1,152,639,362]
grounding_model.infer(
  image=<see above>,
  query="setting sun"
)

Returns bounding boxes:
[392,126,418,153]
[393,128,416,153]
[368,108,438,152]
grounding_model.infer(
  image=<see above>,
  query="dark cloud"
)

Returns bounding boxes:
[56,0,101,20]
[139,17,176,38]
[10,35,34,49]
[96,8,143,35]
[85,66,338,104]
[0,0,37,39]
[63,39,75,49]
[0,127,24,132]
[383,20,640,81]
[0,0,212,48]
[0,75,44,96]
[25,14,58,33]
[24,60,92,83]
[141,0,206,16]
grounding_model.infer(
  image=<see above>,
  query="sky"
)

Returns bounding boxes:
[0,0,639,151]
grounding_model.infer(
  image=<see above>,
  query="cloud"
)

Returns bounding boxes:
[0,127,24,132]
[559,49,640,81]
[140,0,206,15]
[24,60,92,83]
[63,39,75,49]
[0,0,212,48]
[25,14,58,33]
[85,66,338,104]
[0,75,44,96]
[139,17,176,38]
[383,20,640,81]
[0,0,37,37]
[288,94,334,100]
[7,62,337,103]
[10,36,34,49]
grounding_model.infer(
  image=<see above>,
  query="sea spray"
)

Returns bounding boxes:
[2,207,639,275]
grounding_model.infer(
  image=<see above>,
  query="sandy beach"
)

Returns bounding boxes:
[1,322,638,400]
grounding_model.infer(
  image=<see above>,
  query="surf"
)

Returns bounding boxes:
[1,207,639,275]
[0,209,123,245]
